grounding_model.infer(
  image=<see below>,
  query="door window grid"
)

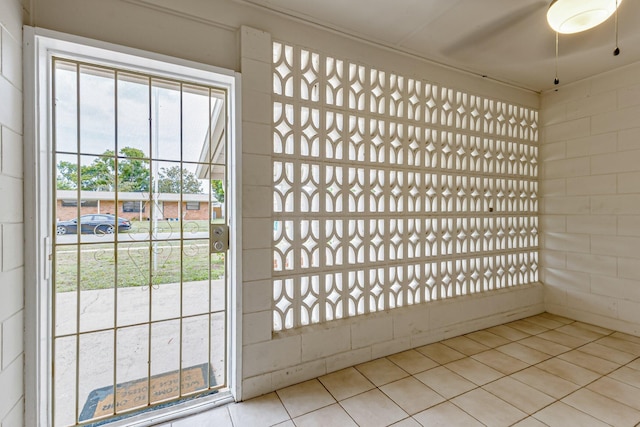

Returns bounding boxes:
[52,58,227,426]
[272,41,539,331]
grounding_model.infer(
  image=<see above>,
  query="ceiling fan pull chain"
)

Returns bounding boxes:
[554,32,560,85]
[614,0,620,56]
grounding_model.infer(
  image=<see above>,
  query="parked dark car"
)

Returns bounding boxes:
[56,214,132,235]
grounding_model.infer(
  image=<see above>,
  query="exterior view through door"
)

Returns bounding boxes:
[51,56,229,426]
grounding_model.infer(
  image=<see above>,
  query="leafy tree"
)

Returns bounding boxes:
[56,161,79,190]
[56,147,150,192]
[117,147,150,192]
[157,166,202,194]
[212,180,225,203]
[80,152,115,191]
[57,148,208,195]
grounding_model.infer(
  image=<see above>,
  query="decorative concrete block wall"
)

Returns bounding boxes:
[271,40,540,332]
[541,62,640,336]
[239,26,544,400]
[0,0,25,425]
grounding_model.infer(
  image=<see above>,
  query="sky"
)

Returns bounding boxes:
[53,61,222,187]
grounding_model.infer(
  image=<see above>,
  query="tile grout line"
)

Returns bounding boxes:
[463,317,640,426]
[436,317,633,426]
[231,314,640,427]
[350,316,609,426]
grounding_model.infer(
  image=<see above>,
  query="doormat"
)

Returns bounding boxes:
[79,363,215,422]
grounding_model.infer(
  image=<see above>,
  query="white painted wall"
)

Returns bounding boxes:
[28,0,543,405]
[541,62,640,336]
[28,0,538,107]
[0,0,25,425]
[238,26,543,398]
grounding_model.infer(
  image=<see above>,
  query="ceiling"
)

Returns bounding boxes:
[237,0,640,92]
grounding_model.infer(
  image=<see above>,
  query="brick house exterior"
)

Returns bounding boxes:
[56,190,223,221]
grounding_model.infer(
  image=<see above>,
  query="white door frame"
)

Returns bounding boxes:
[23,26,243,427]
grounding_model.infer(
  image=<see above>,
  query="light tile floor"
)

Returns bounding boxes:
[162,313,640,426]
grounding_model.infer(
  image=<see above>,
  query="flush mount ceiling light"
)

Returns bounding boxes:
[548,0,622,85]
[547,0,622,34]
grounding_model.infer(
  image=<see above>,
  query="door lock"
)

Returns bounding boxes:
[210,224,229,253]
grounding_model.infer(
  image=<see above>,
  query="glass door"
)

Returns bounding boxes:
[51,58,229,426]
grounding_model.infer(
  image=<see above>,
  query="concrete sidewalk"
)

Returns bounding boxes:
[54,280,227,426]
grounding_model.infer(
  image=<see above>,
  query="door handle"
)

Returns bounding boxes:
[210,224,229,253]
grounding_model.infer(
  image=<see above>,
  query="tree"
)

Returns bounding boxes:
[80,152,115,191]
[117,147,150,192]
[157,166,202,194]
[212,180,225,203]
[56,147,150,192]
[56,161,79,190]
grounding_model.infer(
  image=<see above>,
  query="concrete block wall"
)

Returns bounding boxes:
[241,284,544,399]
[238,26,545,400]
[541,61,640,336]
[0,0,24,425]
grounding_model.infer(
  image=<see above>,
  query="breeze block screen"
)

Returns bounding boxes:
[272,41,539,331]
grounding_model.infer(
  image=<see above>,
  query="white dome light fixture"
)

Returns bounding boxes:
[547,0,622,34]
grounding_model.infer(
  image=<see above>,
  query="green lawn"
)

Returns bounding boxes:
[127,219,225,234]
[55,235,226,293]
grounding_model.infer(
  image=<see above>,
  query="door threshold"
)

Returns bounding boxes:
[104,390,234,427]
